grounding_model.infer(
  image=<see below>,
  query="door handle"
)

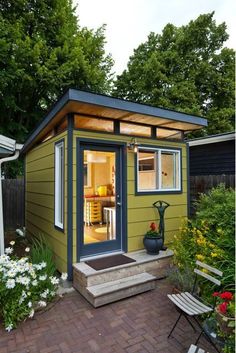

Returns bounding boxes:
[117,202,122,206]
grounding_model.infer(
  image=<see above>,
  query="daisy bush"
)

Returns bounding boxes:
[0,243,67,332]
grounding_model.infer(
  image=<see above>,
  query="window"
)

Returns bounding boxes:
[55,141,64,229]
[120,122,151,137]
[74,115,114,132]
[137,147,181,192]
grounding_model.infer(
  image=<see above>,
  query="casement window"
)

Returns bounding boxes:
[137,147,181,193]
[55,140,64,229]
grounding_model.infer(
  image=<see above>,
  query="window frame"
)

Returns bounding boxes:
[136,146,182,195]
[54,139,64,230]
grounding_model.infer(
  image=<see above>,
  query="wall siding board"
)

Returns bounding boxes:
[25,132,68,273]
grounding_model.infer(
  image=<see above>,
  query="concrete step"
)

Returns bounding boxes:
[86,272,156,307]
[73,249,173,288]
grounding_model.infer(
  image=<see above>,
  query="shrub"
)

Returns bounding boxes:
[0,243,67,331]
[172,184,235,292]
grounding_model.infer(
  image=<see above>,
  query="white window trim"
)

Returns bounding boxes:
[137,147,181,193]
[55,140,64,229]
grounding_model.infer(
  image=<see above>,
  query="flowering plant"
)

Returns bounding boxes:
[213,291,235,318]
[145,222,160,238]
[0,243,67,331]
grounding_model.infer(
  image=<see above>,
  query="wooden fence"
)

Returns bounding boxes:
[189,174,235,216]
[2,179,25,230]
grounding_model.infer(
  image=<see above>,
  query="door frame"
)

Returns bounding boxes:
[76,137,127,261]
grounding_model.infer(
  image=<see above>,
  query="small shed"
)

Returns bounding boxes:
[188,132,235,214]
[21,89,207,278]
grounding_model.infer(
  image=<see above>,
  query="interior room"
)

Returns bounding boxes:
[83,150,116,244]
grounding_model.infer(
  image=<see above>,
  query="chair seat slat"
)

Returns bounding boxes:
[196,261,223,276]
[175,293,210,314]
[182,292,213,312]
[194,269,221,286]
[188,345,197,353]
[167,294,196,315]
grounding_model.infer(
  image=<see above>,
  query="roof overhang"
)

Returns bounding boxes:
[188,132,235,147]
[22,89,208,154]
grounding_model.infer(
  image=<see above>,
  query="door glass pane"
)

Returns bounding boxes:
[138,150,156,190]
[83,150,116,244]
[161,151,179,189]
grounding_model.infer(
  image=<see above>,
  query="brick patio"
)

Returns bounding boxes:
[0,280,213,353]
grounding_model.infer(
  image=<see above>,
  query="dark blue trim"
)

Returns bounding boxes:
[21,89,207,155]
[76,137,127,260]
[67,115,73,280]
[135,144,183,196]
[54,138,65,232]
[186,142,190,218]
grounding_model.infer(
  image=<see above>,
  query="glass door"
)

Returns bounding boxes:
[78,143,123,258]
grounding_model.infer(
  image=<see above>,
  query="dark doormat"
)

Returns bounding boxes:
[85,254,136,271]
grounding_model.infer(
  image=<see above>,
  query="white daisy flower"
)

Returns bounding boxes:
[39,275,47,281]
[38,300,47,307]
[32,280,38,286]
[50,276,59,285]
[28,301,32,308]
[6,279,15,289]
[5,324,13,332]
[29,309,34,318]
[5,247,13,255]
[61,273,68,281]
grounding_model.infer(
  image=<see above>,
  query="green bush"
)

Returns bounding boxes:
[171,184,235,291]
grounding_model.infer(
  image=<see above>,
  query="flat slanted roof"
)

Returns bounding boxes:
[22,88,208,154]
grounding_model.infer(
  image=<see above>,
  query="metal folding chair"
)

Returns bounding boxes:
[187,344,210,353]
[167,261,223,353]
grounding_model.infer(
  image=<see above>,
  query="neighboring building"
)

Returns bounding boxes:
[21,89,207,279]
[188,132,235,214]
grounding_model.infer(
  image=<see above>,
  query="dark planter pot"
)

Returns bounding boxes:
[143,235,163,255]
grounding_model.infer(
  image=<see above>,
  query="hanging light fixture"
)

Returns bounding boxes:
[127,137,140,153]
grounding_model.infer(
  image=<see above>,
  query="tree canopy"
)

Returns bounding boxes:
[113,13,235,136]
[0,0,113,143]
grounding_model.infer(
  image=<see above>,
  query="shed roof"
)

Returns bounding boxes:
[188,132,235,147]
[22,89,208,154]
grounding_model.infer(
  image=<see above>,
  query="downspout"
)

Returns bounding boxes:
[0,150,20,255]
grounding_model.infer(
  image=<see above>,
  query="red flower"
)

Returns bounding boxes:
[219,302,228,314]
[150,222,157,231]
[220,292,233,301]
[212,292,219,297]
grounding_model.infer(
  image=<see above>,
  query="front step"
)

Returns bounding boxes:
[87,272,156,307]
[73,249,173,307]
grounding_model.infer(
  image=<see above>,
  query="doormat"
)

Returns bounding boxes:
[85,254,136,271]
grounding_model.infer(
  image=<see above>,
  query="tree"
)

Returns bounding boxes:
[0,0,113,144]
[113,13,235,136]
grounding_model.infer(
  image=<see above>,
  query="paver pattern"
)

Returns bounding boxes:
[0,280,213,353]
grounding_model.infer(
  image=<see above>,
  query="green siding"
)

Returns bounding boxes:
[25,131,68,273]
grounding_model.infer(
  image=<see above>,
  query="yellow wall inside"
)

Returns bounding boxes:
[73,130,187,255]
[25,131,68,273]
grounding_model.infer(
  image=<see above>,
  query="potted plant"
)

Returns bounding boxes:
[143,222,163,255]
[212,291,235,335]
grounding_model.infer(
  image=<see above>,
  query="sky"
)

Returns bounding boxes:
[73,0,236,75]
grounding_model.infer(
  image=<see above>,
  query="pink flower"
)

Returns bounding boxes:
[212,292,219,297]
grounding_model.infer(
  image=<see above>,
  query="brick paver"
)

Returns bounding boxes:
[0,280,213,353]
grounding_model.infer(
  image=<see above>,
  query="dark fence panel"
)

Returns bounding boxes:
[2,178,25,230]
[190,174,235,217]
